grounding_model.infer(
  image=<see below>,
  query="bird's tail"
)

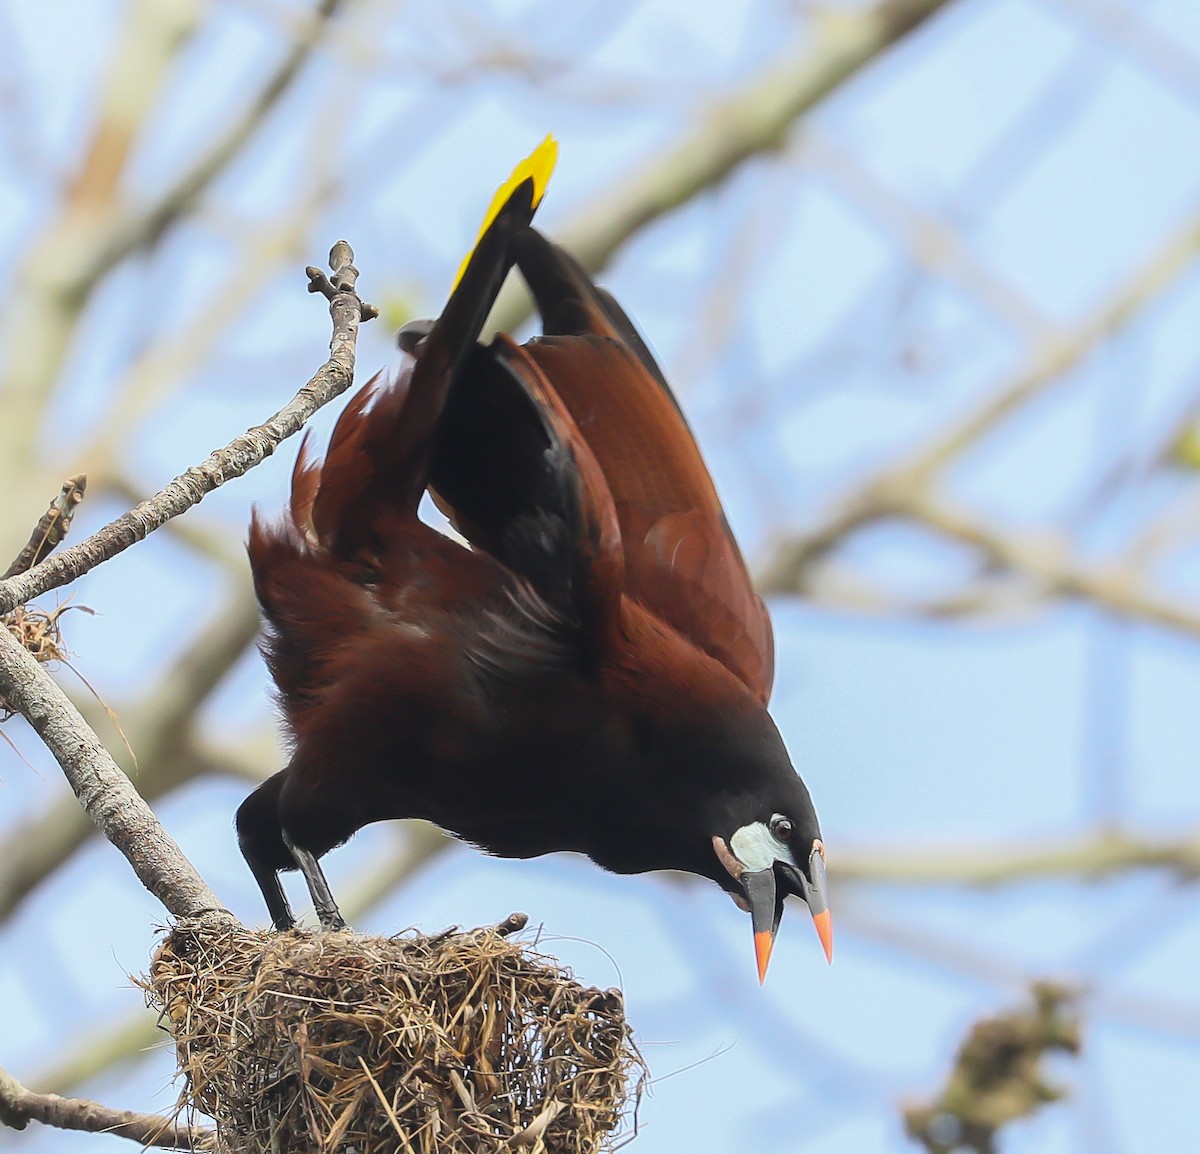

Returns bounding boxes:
[295,136,558,559]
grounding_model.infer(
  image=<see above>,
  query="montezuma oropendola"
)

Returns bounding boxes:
[236,138,832,980]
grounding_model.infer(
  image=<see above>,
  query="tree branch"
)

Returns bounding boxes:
[0,1063,211,1150]
[758,207,1200,595]
[835,826,1200,886]
[0,241,372,616]
[3,475,87,580]
[0,625,224,917]
[0,589,263,920]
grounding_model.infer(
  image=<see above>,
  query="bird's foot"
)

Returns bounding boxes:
[317,909,349,932]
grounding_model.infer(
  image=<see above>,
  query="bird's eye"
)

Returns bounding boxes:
[770,816,794,842]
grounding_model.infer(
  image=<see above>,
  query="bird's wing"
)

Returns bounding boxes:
[250,137,580,700]
[430,336,623,671]
[511,229,775,703]
[297,136,558,558]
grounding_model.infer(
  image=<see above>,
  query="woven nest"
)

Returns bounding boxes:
[146,917,644,1154]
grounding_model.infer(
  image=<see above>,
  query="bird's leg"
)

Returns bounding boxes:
[254,862,297,932]
[281,830,348,930]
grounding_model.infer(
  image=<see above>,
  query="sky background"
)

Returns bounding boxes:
[3,0,1200,1151]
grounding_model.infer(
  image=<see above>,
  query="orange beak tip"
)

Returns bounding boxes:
[754,930,774,985]
[812,909,833,965]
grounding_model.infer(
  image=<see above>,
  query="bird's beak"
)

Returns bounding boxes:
[799,841,834,965]
[742,866,781,984]
[712,833,833,980]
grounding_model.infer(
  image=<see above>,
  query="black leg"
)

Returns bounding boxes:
[253,862,296,931]
[282,830,348,931]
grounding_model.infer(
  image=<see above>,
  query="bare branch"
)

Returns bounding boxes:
[835,826,1200,886]
[0,590,262,920]
[0,626,225,918]
[758,208,1200,594]
[3,476,87,579]
[0,1063,212,1150]
[0,241,372,616]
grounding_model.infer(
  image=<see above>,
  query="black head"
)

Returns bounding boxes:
[697,713,832,981]
[609,666,835,978]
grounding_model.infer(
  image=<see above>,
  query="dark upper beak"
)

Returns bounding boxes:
[796,841,833,966]
[713,836,834,981]
[743,866,783,984]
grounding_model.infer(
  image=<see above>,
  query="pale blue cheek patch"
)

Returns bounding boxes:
[729,821,797,872]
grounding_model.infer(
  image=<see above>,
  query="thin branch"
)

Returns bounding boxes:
[488,0,957,334]
[834,826,1200,887]
[758,207,1200,594]
[0,241,372,616]
[0,626,225,918]
[0,1063,211,1150]
[3,475,87,579]
[83,0,351,295]
[0,590,263,920]
[99,472,247,571]
[0,243,371,916]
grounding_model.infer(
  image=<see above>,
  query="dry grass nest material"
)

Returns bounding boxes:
[1,604,79,720]
[147,917,644,1154]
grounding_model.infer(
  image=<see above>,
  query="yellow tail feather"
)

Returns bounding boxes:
[449,134,558,294]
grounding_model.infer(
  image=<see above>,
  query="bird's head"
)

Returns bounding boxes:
[708,771,832,983]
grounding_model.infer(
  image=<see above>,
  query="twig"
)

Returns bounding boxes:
[0,241,373,616]
[81,0,351,295]
[758,207,1200,594]
[0,1063,211,1150]
[306,243,380,319]
[834,826,1200,886]
[3,475,87,580]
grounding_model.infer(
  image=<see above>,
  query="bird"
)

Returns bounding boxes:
[236,137,831,982]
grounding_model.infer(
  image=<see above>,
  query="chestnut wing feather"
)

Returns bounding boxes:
[513,230,774,702]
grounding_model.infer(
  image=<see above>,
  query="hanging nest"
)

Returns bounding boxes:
[146,916,644,1154]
